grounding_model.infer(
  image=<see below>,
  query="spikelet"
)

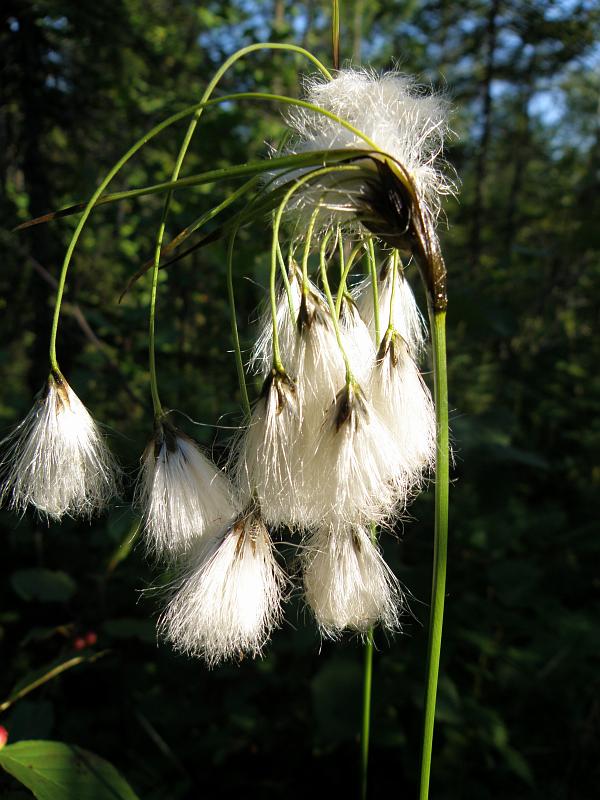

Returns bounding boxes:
[370,329,436,501]
[0,373,118,520]
[234,369,303,527]
[338,293,376,384]
[249,268,302,378]
[307,382,409,526]
[354,259,427,356]
[302,521,402,637]
[159,510,286,666]
[137,418,235,560]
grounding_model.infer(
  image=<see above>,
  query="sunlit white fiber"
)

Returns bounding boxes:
[354,259,427,356]
[234,370,304,527]
[289,284,347,412]
[282,69,453,224]
[309,383,409,526]
[159,510,286,666]
[302,522,402,637]
[249,269,302,377]
[338,294,376,384]
[370,330,436,504]
[0,373,118,520]
[137,419,235,560]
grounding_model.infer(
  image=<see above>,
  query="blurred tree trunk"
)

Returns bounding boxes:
[470,0,501,271]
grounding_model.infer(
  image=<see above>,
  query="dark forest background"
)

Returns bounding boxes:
[1,1,599,798]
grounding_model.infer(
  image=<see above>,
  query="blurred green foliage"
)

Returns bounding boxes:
[1,1,599,798]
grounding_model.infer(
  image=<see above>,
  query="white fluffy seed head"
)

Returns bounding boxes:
[249,269,302,378]
[354,259,428,357]
[0,373,118,520]
[159,510,286,666]
[338,294,376,384]
[308,382,408,526]
[137,419,236,561]
[283,69,454,225]
[302,521,402,637]
[234,369,304,527]
[291,286,347,412]
[370,330,436,501]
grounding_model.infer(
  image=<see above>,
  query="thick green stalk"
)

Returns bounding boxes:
[419,309,449,800]
[332,0,341,69]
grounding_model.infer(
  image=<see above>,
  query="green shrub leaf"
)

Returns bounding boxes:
[0,740,139,800]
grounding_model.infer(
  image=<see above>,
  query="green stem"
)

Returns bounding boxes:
[276,240,296,321]
[147,43,332,413]
[226,232,251,419]
[367,238,380,345]
[387,249,399,334]
[47,87,380,370]
[334,241,364,318]
[419,308,449,800]
[319,230,354,385]
[361,520,378,800]
[269,228,285,374]
[270,163,359,371]
[301,206,320,290]
[361,626,374,800]
[148,236,163,416]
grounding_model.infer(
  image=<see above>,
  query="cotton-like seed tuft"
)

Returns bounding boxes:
[159,510,286,666]
[282,69,454,226]
[307,382,409,526]
[354,259,427,356]
[370,329,436,502]
[302,522,402,637]
[234,369,304,527]
[249,268,302,378]
[0,373,118,520]
[137,418,235,561]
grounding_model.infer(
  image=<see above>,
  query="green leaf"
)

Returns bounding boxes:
[0,740,140,800]
[11,570,76,604]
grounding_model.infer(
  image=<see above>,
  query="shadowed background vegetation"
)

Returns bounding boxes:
[1,1,599,798]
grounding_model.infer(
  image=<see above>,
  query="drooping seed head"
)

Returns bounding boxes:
[0,372,119,520]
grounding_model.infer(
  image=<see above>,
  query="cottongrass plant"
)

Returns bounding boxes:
[5,34,453,799]
[0,372,118,520]
[137,416,235,560]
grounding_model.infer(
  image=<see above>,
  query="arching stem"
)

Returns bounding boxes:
[226,231,251,419]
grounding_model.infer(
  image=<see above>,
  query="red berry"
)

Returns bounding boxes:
[84,631,98,646]
[0,725,8,749]
[73,637,87,651]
